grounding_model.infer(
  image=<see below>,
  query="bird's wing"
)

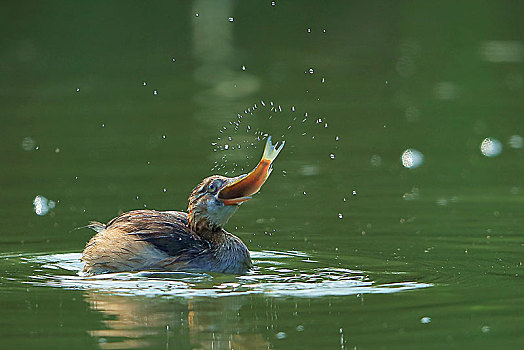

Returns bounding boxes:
[104,209,207,257]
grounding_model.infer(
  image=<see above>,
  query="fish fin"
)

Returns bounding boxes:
[262,136,285,162]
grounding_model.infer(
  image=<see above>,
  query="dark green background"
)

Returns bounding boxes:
[1,1,524,349]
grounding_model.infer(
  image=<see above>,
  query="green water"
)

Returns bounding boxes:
[2,1,524,349]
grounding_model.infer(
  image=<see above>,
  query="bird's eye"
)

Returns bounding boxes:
[207,183,218,194]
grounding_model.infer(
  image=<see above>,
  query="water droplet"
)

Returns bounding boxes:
[309,68,314,74]
[338,213,343,219]
[420,317,431,324]
[401,148,424,168]
[330,153,335,159]
[276,332,286,339]
[241,65,246,71]
[153,90,158,95]
[142,82,147,86]
[303,191,307,195]
[307,28,311,33]
[228,17,234,22]
[76,88,80,92]
[321,77,325,83]
[195,13,199,17]
[55,148,60,153]
[352,190,357,196]
[480,137,502,157]
[271,1,276,6]
[163,188,167,193]
[508,135,523,149]
[33,195,56,216]
[224,144,229,150]
[162,135,166,139]
[335,136,339,141]
[172,58,176,62]
[370,154,382,167]
[21,137,36,151]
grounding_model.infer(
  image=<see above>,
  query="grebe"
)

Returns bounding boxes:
[81,136,284,275]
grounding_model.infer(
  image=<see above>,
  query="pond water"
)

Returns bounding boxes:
[2,1,524,349]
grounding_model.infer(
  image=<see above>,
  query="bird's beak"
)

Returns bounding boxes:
[218,136,285,206]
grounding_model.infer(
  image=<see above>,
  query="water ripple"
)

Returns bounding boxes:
[5,252,432,298]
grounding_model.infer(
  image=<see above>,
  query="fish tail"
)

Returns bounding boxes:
[262,136,285,162]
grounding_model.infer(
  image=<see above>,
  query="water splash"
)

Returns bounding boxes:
[16,252,432,298]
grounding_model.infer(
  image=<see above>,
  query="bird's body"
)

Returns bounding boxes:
[82,209,251,275]
[81,137,284,276]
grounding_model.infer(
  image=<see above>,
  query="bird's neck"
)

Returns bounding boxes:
[188,210,225,244]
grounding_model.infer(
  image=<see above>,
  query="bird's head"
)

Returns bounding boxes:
[188,136,285,234]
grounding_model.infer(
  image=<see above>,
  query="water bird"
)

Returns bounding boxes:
[81,136,285,275]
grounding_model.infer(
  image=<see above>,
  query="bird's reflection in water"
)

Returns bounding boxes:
[85,291,271,350]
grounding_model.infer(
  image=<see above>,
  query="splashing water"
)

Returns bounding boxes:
[10,252,432,298]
